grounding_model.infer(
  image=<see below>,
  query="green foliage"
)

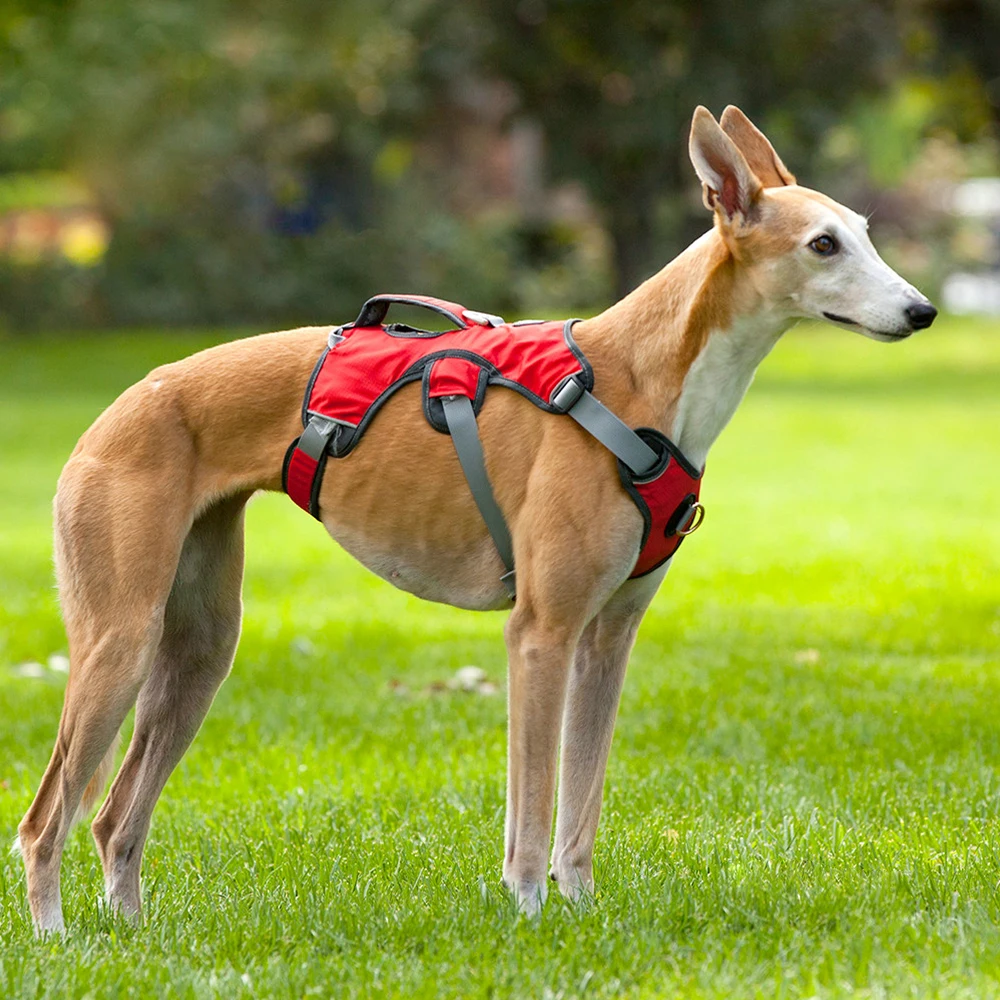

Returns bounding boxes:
[1,319,999,995]
[0,0,521,328]
[476,0,908,290]
[0,172,88,213]
[0,1,996,327]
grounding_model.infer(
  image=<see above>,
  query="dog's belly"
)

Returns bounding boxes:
[322,517,512,610]
[314,384,535,612]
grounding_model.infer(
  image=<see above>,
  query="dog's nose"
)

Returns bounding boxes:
[905,302,937,330]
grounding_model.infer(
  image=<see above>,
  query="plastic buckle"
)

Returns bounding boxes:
[550,376,585,413]
[298,415,339,461]
[463,309,505,328]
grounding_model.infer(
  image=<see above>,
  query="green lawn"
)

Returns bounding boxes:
[1,318,999,999]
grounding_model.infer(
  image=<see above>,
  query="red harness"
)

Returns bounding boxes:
[284,294,704,590]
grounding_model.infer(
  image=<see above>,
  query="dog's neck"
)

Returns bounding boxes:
[575,228,793,469]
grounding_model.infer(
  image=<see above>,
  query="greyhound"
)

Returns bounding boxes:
[17,105,936,931]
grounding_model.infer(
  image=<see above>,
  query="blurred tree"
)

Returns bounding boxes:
[927,0,1000,116]
[0,0,422,217]
[477,0,904,295]
[0,0,444,324]
[0,0,993,328]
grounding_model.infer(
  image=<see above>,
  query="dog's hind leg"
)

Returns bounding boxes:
[91,493,248,921]
[18,458,192,934]
[548,568,665,901]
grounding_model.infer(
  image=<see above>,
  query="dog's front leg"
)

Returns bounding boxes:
[548,568,666,900]
[497,443,647,914]
[502,600,578,916]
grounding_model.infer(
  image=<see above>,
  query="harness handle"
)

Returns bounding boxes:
[354,294,504,331]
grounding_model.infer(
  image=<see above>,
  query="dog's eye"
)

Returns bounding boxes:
[809,234,837,256]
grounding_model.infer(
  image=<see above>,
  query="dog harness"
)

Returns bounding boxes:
[283,294,705,597]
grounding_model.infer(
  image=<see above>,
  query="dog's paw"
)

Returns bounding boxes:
[549,862,594,903]
[33,912,66,937]
[505,877,547,917]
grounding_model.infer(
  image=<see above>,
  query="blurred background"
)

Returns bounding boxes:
[5,5,1000,991]
[2,0,1000,331]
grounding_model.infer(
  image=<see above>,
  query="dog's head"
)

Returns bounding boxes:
[688,105,936,341]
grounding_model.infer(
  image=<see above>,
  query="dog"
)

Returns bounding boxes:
[17,105,936,932]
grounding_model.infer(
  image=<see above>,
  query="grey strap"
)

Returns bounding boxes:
[552,379,659,476]
[441,395,516,598]
[298,415,339,460]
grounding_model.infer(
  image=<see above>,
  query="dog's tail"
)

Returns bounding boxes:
[72,729,121,826]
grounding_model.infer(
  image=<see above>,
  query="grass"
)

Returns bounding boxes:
[1,317,999,998]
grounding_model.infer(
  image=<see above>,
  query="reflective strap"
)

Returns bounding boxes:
[441,395,516,598]
[552,379,659,476]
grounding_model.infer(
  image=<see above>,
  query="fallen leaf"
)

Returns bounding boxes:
[14,662,45,679]
[47,654,70,673]
[449,666,487,691]
[291,636,315,656]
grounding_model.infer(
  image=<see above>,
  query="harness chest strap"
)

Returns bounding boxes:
[435,376,664,598]
[283,294,705,597]
[550,377,659,473]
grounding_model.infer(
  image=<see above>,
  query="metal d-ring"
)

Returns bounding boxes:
[676,501,705,536]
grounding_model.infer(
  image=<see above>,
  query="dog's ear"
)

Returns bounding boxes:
[719,105,796,188]
[689,106,763,223]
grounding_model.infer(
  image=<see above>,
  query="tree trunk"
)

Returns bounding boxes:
[608,193,656,301]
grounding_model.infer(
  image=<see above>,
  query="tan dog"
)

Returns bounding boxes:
[18,106,936,931]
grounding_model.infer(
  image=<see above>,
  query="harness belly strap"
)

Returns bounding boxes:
[441,395,517,597]
[282,294,704,594]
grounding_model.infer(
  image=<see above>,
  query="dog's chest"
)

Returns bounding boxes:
[670,314,787,469]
